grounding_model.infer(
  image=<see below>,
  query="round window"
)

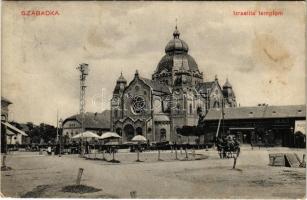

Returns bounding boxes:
[131,96,146,114]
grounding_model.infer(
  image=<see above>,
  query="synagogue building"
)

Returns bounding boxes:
[110,27,236,143]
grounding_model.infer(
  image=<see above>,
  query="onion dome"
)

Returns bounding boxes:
[165,26,189,54]
[154,26,200,75]
[117,72,127,83]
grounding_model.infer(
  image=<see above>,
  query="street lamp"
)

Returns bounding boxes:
[59,118,63,157]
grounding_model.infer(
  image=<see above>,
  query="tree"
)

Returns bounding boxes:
[25,123,57,144]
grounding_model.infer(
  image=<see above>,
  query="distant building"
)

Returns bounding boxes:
[110,26,237,143]
[1,97,28,150]
[201,105,306,147]
[7,122,31,145]
[1,97,11,121]
[1,97,11,152]
[62,110,111,140]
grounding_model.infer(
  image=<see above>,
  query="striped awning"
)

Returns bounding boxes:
[1,122,28,136]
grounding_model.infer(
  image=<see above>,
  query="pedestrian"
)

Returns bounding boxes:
[85,141,89,154]
[47,146,52,155]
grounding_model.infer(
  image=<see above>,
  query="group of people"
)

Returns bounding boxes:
[215,135,240,158]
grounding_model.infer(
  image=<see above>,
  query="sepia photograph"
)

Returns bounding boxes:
[1,1,306,198]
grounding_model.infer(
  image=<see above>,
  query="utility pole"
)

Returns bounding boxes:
[56,110,59,143]
[222,98,225,137]
[59,118,63,157]
[76,63,89,157]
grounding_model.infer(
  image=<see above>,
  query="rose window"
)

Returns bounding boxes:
[131,96,146,114]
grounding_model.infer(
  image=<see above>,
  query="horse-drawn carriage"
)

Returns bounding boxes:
[215,135,240,159]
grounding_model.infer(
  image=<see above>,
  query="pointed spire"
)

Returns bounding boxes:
[215,74,218,82]
[135,70,139,78]
[173,18,180,38]
[223,77,232,88]
[117,71,127,83]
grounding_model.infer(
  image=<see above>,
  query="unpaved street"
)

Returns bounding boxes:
[1,148,305,198]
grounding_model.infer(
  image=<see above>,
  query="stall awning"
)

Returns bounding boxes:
[295,120,305,135]
[1,122,28,136]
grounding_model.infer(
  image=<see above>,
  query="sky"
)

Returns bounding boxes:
[2,1,306,126]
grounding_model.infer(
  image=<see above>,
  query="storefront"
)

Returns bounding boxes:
[201,105,306,147]
[228,127,254,144]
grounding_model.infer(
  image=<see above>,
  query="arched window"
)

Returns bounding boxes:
[124,124,134,141]
[136,127,143,135]
[176,128,181,135]
[189,104,192,114]
[116,128,122,136]
[114,109,118,118]
[160,128,166,142]
[176,104,181,114]
[213,99,220,108]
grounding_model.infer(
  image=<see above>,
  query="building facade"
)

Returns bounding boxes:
[62,110,110,141]
[201,105,306,147]
[111,27,237,143]
[1,97,28,150]
[1,97,12,153]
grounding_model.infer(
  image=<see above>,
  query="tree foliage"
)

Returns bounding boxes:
[10,121,58,144]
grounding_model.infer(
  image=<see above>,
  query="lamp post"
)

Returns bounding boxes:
[59,118,63,157]
[1,115,8,168]
[56,110,59,143]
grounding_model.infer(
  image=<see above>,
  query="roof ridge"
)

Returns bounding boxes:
[205,105,306,120]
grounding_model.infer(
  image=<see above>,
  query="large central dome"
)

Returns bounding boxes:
[155,27,200,74]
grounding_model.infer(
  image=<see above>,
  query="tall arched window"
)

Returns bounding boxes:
[189,104,192,114]
[160,128,166,142]
[176,104,181,114]
[115,128,122,136]
[136,127,143,135]
[176,128,181,135]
